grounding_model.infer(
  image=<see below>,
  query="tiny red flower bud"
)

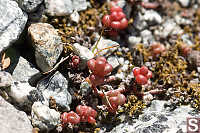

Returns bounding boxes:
[118,12,126,20]
[119,18,128,29]
[133,67,140,76]
[110,11,119,21]
[102,15,112,27]
[96,56,107,63]
[103,63,113,76]
[111,21,121,29]
[87,59,96,71]
[61,112,68,124]
[140,66,149,76]
[136,74,148,85]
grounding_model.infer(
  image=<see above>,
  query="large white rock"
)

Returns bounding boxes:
[9,81,36,104]
[28,23,63,72]
[0,96,33,133]
[31,102,60,131]
[0,0,27,53]
[45,0,88,16]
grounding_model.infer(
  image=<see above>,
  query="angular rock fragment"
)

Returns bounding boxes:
[108,100,200,133]
[14,0,43,12]
[72,0,88,11]
[37,71,72,111]
[31,102,60,132]
[72,43,94,69]
[28,23,63,72]
[107,56,120,69]
[0,96,33,133]
[0,0,27,53]
[45,0,73,16]
[4,47,41,85]
[143,10,162,24]
[91,38,119,56]
[0,71,13,88]
[154,19,183,38]
[9,81,36,106]
[44,0,88,16]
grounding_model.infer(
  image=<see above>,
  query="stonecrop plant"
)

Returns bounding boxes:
[61,105,97,125]
[133,66,152,85]
[102,90,126,113]
[102,4,128,36]
[87,56,127,113]
[87,56,113,87]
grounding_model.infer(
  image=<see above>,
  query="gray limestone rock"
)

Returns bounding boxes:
[45,0,73,16]
[107,56,120,69]
[107,100,200,133]
[141,30,155,46]
[154,19,183,38]
[187,50,200,68]
[10,57,40,82]
[72,43,94,69]
[91,38,119,56]
[70,10,80,23]
[0,0,27,53]
[175,15,192,25]
[37,71,72,111]
[0,96,33,133]
[5,47,41,85]
[31,101,60,131]
[72,0,88,12]
[128,36,142,49]
[143,10,162,24]
[133,12,148,31]
[14,0,43,12]
[9,81,36,106]
[28,23,63,72]
[45,0,88,16]
[0,71,13,88]
[181,34,193,46]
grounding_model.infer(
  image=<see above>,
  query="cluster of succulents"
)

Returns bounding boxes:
[45,0,200,132]
[103,90,126,113]
[76,105,97,124]
[87,57,113,87]
[61,105,97,125]
[133,66,152,85]
[102,4,128,35]
[61,111,80,125]
[87,57,127,113]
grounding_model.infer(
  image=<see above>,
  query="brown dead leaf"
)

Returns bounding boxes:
[1,53,10,70]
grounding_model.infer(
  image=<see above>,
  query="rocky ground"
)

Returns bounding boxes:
[0,0,200,133]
